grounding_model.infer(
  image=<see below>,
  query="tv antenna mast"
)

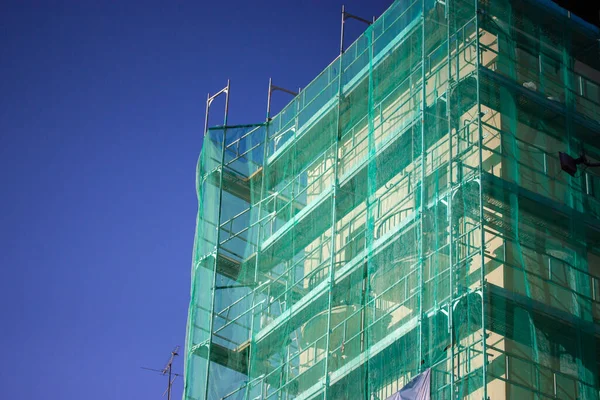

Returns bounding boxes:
[142,346,182,400]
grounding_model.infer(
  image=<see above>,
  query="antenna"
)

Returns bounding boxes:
[142,346,182,400]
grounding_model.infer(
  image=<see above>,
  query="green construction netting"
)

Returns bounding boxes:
[184,0,600,398]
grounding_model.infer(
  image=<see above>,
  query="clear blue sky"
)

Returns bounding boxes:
[0,1,391,399]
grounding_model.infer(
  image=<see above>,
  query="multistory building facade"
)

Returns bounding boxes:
[184,0,600,398]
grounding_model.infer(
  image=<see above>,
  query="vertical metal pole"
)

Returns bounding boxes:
[364,20,375,399]
[561,23,593,400]
[204,92,211,136]
[224,79,231,126]
[474,5,488,400]
[323,42,344,400]
[419,0,427,373]
[446,1,456,397]
[244,75,280,399]
[340,5,346,54]
[168,363,172,400]
[267,78,273,121]
[203,81,230,400]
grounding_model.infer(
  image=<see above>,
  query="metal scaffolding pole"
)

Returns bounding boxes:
[201,80,230,400]
[339,4,373,54]
[266,78,298,121]
[474,6,488,399]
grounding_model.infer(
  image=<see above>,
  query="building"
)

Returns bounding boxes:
[184,0,600,398]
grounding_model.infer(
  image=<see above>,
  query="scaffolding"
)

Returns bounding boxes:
[184,0,600,398]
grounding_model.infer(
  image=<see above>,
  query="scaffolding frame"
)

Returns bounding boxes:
[184,0,600,399]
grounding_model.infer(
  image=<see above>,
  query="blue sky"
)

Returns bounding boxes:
[0,1,391,398]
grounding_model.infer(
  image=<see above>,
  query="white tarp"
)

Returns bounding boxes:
[386,368,431,400]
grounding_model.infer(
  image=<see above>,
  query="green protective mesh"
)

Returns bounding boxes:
[184,0,600,398]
